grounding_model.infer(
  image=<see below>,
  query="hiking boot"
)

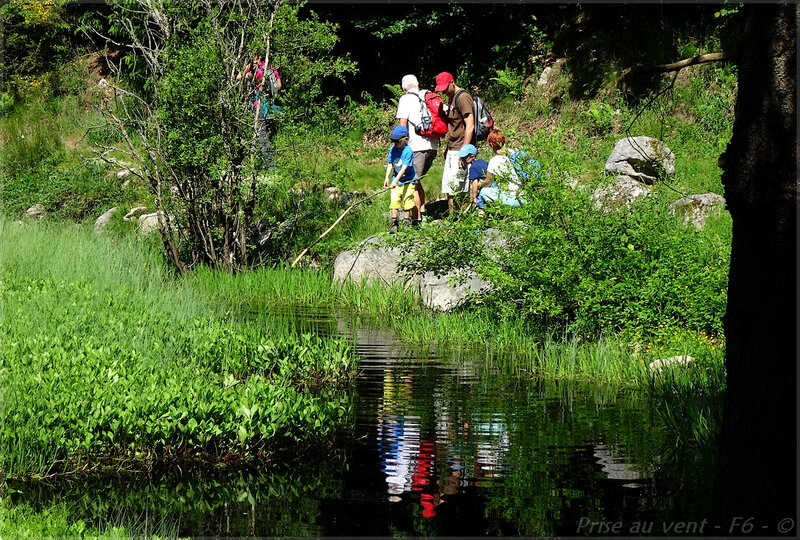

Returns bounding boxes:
[412,219,422,228]
[389,219,399,234]
[403,218,411,230]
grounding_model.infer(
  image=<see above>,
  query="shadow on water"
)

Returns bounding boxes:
[9,307,714,536]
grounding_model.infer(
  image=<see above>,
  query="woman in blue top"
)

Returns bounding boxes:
[384,125,417,233]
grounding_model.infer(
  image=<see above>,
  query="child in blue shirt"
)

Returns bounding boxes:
[384,125,417,233]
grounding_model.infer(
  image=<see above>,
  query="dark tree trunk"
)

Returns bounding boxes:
[712,4,797,535]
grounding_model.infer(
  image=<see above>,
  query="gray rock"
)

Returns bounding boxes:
[537,58,564,88]
[591,176,651,212]
[324,186,341,201]
[93,207,119,232]
[419,270,494,311]
[138,211,163,235]
[333,229,504,311]
[123,206,149,222]
[669,193,726,229]
[648,355,694,373]
[332,237,407,287]
[604,136,675,184]
[252,217,299,248]
[116,169,132,179]
[25,204,46,219]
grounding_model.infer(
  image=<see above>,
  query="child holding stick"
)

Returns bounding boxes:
[384,125,417,233]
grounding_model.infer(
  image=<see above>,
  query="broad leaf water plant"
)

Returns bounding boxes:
[0,220,359,479]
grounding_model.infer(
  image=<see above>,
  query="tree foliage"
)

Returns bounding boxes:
[92,0,355,273]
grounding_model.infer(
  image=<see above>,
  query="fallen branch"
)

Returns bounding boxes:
[622,52,729,77]
[290,187,390,268]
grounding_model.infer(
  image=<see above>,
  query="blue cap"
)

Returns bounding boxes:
[457,144,478,158]
[389,125,409,141]
[468,159,489,180]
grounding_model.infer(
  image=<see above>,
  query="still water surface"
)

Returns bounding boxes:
[12,309,705,536]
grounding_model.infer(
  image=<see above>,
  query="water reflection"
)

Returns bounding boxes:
[8,307,713,536]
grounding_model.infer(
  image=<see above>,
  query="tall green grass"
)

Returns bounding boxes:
[188,264,420,317]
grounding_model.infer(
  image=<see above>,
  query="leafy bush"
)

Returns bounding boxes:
[399,173,730,341]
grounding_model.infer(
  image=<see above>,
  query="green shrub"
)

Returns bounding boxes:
[490,66,527,101]
[398,173,730,341]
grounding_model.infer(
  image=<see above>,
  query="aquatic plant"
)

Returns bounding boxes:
[0,220,359,479]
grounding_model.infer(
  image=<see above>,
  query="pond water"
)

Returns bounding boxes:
[9,309,712,536]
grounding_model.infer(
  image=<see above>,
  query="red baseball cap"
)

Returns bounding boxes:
[434,72,454,92]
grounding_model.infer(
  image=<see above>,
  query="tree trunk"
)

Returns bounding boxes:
[713,4,797,535]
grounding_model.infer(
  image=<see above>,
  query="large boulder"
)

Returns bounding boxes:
[591,176,652,212]
[332,237,408,287]
[668,193,726,229]
[333,232,499,311]
[93,207,119,232]
[604,136,675,184]
[419,270,494,311]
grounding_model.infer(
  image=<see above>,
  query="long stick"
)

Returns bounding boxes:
[290,187,390,268]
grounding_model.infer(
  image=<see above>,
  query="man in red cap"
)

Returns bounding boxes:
[435,72,475,214]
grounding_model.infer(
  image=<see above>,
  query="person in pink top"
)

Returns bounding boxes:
[237,56,283,169]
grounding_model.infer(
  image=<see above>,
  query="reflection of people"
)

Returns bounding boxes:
[384,125,417,234]
[396,74,437,224]
[412,440,440,517]
[237,56,282,169]
[377,375,420,499]
[435,72,474,214]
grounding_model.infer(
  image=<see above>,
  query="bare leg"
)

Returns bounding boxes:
[416,182,426,215]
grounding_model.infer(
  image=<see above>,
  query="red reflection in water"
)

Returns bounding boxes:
[411,440,438,517]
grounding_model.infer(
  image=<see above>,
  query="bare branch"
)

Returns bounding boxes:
[622,52,730,78]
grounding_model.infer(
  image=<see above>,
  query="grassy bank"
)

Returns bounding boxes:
[0,219,359,480]
[190,260,725,389]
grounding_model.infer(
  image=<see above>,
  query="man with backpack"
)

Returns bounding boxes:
[435,71,475,215]
[395,74,444,225]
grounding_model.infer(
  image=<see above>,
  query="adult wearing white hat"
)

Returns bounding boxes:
[396,74,438,224]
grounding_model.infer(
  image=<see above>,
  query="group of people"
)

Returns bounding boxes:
[385,72,526,233]
[236,61,526,226]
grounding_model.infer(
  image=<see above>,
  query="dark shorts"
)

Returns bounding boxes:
[413,149,437,179]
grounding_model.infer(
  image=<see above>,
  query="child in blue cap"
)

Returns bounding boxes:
[384,125,417,233]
